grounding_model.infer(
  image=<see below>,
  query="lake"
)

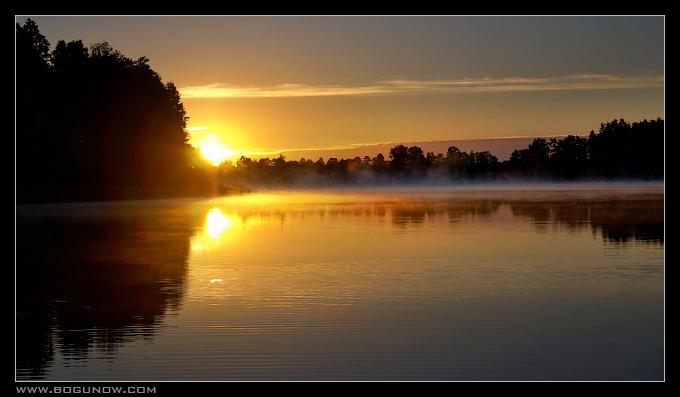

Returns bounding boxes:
[15,184,664,381]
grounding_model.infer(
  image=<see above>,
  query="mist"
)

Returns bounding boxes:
[217,156,664,197]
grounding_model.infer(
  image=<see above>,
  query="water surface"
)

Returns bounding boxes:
[16,185,664,381]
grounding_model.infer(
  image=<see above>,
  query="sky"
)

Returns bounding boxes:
[17,15,665,164]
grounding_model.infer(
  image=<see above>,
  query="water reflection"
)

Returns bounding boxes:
[391,200,502,228]
[16,201,197,379]
[205,207,232,239]
[505,195,664,245]
[200,189,663,245]
[15,187,664,381]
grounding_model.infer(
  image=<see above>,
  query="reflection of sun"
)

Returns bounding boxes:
[190,207,237,254]
[206,207,232,239]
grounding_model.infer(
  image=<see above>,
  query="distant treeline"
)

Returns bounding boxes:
[16,19,215,203]
[218,117,664,189]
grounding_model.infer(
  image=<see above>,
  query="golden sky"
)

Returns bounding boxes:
[18,16,665,165]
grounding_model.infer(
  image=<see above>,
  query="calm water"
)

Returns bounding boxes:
[16,184,664,381]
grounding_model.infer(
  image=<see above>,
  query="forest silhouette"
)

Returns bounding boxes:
[16,19,664,203]
[16,19,215,203]
[216,117,664,190]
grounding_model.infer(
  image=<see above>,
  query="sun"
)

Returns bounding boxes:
[199,142,237,166]
[189,130,239,166]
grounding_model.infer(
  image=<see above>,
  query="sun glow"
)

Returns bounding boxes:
[200,142,237,165]
[189,129,239,165]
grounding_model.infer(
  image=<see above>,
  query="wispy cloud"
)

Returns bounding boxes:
[179,83,388,98]
[237,141,397,157]
[179,74,664,99]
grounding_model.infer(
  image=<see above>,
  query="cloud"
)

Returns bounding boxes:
[237,141,396,158]
[178,82,389,98]
[179,74,664,99]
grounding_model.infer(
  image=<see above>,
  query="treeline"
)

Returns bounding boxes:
[218,117,664,189]
[16,19,214,203]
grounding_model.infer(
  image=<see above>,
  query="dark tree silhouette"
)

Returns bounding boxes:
[15,19,51,79]
[16,19,213,203]
[549,135,589,179]
[389,144,409,173]
[508,138,552,177]
[467,151,499,179]
[444,146,469,178]
[586,118,664,179]
[16,19,53,200]
[629,118,664,178]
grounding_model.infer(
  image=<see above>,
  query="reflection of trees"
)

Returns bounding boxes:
[391,200,501,227]
[16,202,195,379]
[391,207,429,226]
[259,194,663,245]
[233,202,394,226]
[508,198,664,245]
[228,200,503,229]
[449,200,502,219]
[589,200,664,244]
[386,195,662,244]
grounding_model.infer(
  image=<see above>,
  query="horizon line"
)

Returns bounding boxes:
[223,134,590,159]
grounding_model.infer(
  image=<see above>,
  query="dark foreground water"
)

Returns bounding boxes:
[16,184,664,381]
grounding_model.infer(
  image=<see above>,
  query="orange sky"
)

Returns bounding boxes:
[18,16,665,164]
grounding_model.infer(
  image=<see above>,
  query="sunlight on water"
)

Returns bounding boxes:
[16,185,664,381]
[205,207,232,239]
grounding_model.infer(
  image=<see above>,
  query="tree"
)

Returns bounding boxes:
[389,145,409,172]
[372,153,388,174]
[445,146,469,178]
[586,118,663,179]
[630,118,664,178]
[16,19,211,202]
[509,138,551,176]
[549,135,588,179]
[425,151,443,168]
[372,153,386,165]
[16,19,54,201]
[15,19,51,78]
[51,39,89,73]
[407,146,425,167]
